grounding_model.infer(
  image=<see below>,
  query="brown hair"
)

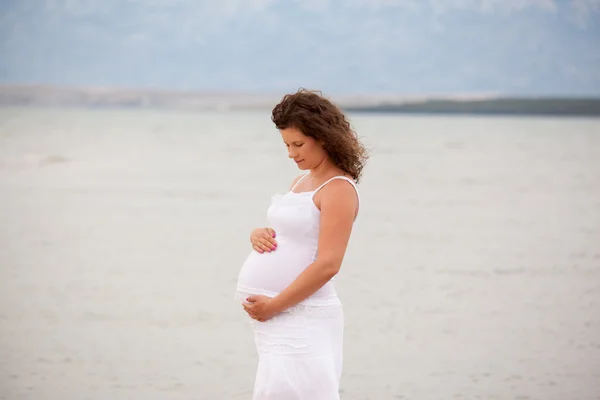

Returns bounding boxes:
[271,89,368,183]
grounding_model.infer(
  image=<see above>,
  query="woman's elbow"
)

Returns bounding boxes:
[319,258,342,278]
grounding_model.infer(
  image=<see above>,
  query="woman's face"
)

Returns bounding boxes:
[280,127,328,170]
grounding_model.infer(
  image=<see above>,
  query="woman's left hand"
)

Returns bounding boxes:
[243,295,278,322]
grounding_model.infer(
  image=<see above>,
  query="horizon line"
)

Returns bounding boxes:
[2,82,599,101]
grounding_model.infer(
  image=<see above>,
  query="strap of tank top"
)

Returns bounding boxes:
[290,172,310,192]
[311,176,360,208]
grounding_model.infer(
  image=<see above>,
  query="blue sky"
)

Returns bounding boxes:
[0,0,599,96]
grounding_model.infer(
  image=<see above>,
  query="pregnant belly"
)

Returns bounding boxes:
[236,241,315,295]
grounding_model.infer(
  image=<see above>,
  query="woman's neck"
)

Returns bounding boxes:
[308,157,342,180]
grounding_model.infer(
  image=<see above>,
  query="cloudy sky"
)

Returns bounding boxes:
[0,0,599,96]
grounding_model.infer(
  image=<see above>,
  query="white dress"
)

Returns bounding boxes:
[236,173,360,400]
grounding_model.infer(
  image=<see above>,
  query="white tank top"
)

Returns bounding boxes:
[236,173,360,307]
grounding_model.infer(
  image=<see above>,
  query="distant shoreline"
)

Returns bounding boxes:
[1,84,599,116]
[344,98,600,116]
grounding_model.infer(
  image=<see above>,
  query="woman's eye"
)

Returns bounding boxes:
[297,143,304,147]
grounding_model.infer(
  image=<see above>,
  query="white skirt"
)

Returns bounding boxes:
[246,304,344,400]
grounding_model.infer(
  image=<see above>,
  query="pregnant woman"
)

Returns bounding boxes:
[236,89,368,399]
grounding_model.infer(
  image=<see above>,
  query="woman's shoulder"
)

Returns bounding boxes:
[314,175,361,217]
[320,175,359,195]
[288,173,308,190]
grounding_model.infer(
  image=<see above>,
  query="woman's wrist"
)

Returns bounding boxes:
[268,295,287,314]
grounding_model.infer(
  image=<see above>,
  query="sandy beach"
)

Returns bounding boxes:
[1,107,599,399]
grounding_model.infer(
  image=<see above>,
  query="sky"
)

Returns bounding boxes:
[0,0,599,96]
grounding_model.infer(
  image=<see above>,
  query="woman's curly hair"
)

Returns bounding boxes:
[271,89,368,183]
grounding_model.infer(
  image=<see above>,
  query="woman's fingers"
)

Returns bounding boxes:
[253,242,270,253]
[252,239,275,252]
[243,305,257,320]
[242,303,265,322]
[265,236,278,247]
[260,238,276,251]
[250,227,277,253]
[254,241,269,252]
[264,228,277,245]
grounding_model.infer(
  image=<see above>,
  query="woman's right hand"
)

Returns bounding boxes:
[250,227,278,253]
